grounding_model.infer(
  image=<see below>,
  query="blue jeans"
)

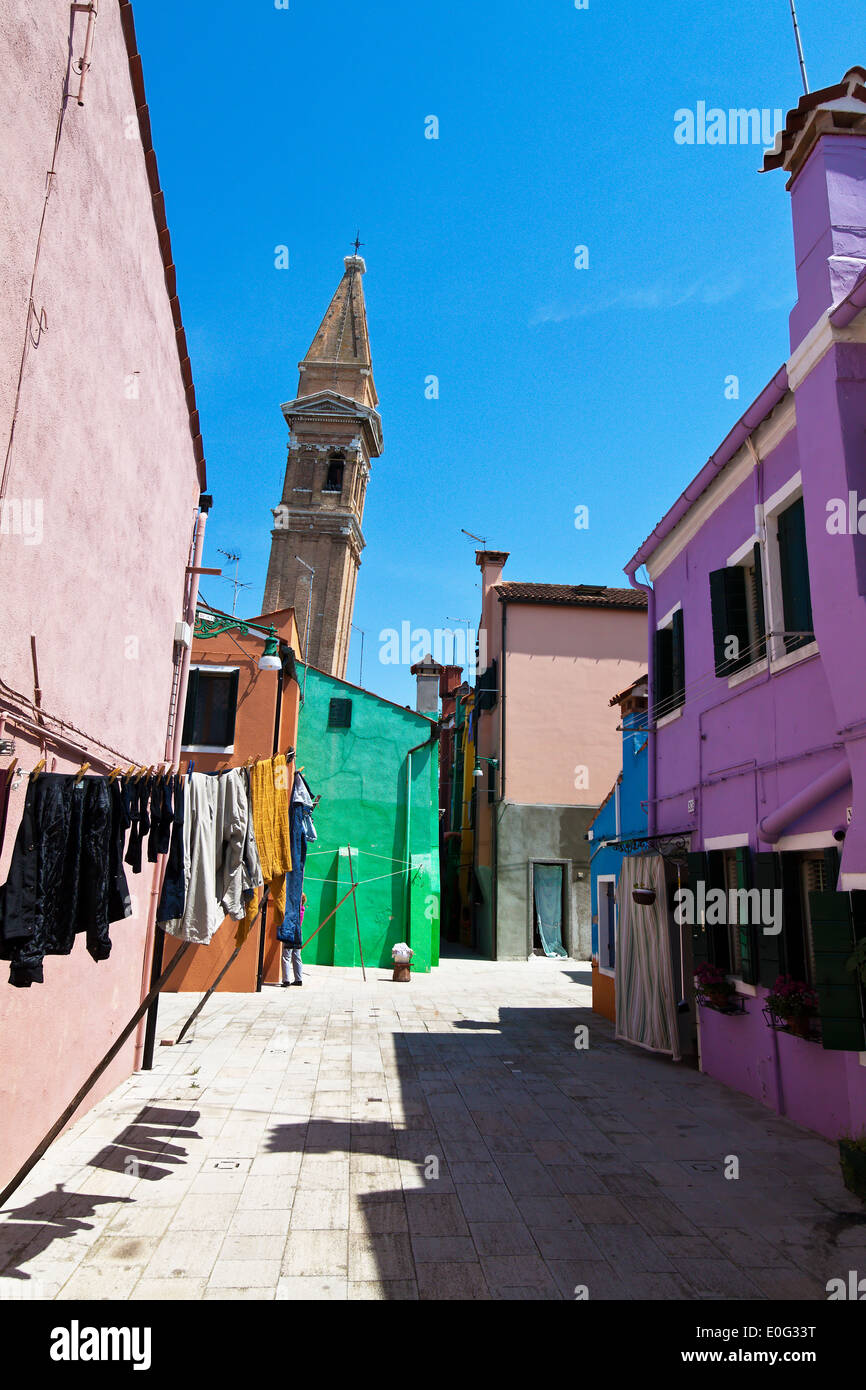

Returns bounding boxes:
[281,945,302,983]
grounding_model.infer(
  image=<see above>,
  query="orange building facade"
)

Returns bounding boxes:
[162,604,302,993]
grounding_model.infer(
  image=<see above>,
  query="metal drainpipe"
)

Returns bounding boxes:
[628,569,656,837]
[405,729,438,940]
[73,2,98,106]
[136,507,207,1070]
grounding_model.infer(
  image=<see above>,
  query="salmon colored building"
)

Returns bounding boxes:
[473,552,647,960]
[161,603,302,993]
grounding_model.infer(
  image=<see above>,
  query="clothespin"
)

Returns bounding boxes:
[157,764,166,779]
[74,763,90,785]
[187,760,195,779]
[5,757,18,786]
[31,757,46,780]
[109,765,122,783]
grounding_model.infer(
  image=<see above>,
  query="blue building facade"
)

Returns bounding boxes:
[589,678,648,1021]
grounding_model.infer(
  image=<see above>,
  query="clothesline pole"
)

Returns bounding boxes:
[0,940,193,1211]
[141,922,166,1072]
[347,846,366,983]
[301,883,360,952]
[255,888,270,993]
[175,892,268,1045]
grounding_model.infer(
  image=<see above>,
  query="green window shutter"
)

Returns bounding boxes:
[181,669,200,746]
[709,567,749,676]
[687,851,709,967]
[753,851,784,986]
[223,669,240,748]
[809,890,866,1052]
[706,849,731,972]
[653,626,673,719]
[777,497,815,654]
[780,853,807,982]
[823,846,841,889]
[735,846,759,985]
[670,609,685,710]
[752,542,767,661]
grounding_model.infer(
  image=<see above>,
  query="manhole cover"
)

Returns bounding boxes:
[212,1160,241,1171]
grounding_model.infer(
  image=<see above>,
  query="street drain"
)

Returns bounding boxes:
[212,1160,241,1171]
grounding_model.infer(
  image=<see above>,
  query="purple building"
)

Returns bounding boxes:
[625,69,866,1141]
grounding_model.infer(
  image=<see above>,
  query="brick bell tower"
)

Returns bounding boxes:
[263,249,383,679]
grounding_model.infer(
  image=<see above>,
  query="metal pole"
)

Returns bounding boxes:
[788,0,810,94]
[347,846,366,982]
[139,508,208,1070]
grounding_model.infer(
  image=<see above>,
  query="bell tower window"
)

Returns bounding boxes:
[324,456,344,493]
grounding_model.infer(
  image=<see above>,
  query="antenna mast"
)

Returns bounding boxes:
[788,0,810,95]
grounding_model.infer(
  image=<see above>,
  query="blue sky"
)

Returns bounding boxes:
[134,0,864,704]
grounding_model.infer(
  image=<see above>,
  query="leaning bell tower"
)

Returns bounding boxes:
[263,249,383,679]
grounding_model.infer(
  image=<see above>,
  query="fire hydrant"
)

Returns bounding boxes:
[391,942,413,982]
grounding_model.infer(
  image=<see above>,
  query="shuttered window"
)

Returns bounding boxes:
[653,609,685,720]
[709,548,767,677]
[808,888,866,1052]
[328,698,353,729]
[687,850,730,973]
[777,496,815,653]
[181,667,239,749]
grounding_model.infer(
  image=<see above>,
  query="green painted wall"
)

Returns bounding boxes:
[297,666,441,971]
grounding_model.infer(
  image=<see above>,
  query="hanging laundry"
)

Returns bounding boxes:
[108,776,133,924]
[243,755,293,934]
[278,770,317,949]
[147,773,174,863]
[124,775,150,875]
[0,774,114,987]
[159,768,262,945]
[156,775,185,923]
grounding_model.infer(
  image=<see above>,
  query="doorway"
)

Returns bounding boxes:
[531,861,569,958]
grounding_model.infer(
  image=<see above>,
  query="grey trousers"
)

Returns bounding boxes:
[281,944,302,983]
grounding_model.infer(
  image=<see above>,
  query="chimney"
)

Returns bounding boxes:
[763,68,866,351]
[475,550,509,601]
[410,653,443,716]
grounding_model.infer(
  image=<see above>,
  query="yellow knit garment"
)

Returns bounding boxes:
[245,755,293,930]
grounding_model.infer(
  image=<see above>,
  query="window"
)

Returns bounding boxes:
[597,876,616,974]
[323,456,344,493]
[776,496,814,653]
[181,667,239,750]
[328,697,352,729]
[709,543,767,676]
[653,607,684,720]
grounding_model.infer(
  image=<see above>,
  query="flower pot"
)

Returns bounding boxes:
[839,1140,866,1203]
[787,1014,814,1039]
[632,888,656,905]
[702,989,732,1012]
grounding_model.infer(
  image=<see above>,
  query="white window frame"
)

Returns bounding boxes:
[655,601,684,727]
[723,533,767,688]
[181,664,238,755]
[597,874,617,977]
[759,473,819,671]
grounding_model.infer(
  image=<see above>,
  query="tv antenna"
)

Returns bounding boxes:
[788,0,809,95]
[217,549,252,615]
[461,528,488,547]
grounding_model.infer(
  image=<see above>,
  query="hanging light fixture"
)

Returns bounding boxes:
[258,628,282,672]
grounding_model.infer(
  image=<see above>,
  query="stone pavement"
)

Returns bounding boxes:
[1,952,863,1301]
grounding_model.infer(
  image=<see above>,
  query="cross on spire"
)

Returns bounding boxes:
[352,230,364,256]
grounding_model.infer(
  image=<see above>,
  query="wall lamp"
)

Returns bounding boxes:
[473,755,499,779]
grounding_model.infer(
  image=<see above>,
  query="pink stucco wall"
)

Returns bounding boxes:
[0,2,202,1186]
[502,604,647,807]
